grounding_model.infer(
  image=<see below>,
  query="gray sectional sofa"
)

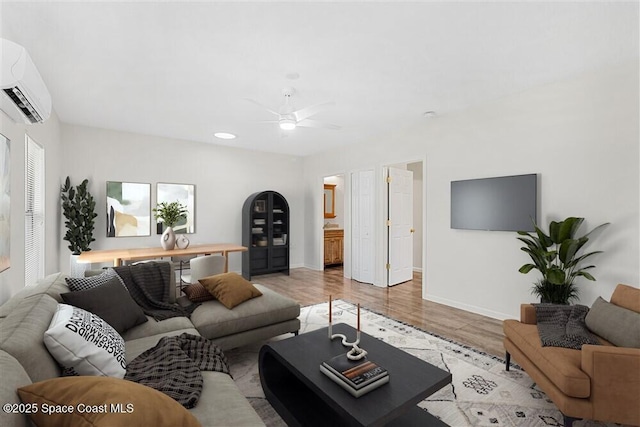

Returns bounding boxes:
[0,264,301,427]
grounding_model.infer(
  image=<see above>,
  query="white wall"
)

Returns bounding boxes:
[59,124,304,275]
[303,62,639,320]
[2,62,637,322]
[0,110,63,304]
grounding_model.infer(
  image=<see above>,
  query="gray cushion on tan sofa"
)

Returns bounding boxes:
[189,371,265,427]
[0,351,31,427]
[190,284,300,340]
[585,297,640,348]
[0,273,68,318]
[0,294,62,383]
[122,315,196,341]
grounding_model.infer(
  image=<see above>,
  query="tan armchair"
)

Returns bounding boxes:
[503,284,640,427]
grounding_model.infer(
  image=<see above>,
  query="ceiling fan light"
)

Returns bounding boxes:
[279,118,296,130]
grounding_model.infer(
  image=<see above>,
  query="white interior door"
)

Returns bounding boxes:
[388,167,413,286]
[351,170,374,284]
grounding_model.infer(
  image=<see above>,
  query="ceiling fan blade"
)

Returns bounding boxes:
[293,101,335,122]
[244,98,281,117]
[297,119,341,130]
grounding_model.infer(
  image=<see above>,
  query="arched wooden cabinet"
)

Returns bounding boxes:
[242,191,290,280]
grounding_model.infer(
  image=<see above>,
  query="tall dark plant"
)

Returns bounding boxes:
[517,217,608,304]
[61,176,97,255]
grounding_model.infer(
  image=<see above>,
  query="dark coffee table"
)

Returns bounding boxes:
[259,323,451,426]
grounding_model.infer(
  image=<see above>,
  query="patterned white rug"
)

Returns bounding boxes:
[226,300,616,427]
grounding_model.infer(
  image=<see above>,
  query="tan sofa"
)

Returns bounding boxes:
[0,263,300,427]
[503,284,640,427]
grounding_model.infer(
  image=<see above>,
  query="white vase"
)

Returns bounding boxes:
[161,226,176,250]
[176,234,190,249]
[69,254,88,278]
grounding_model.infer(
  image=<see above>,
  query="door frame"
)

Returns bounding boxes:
[386,166,414,286]
[382,159,424,288]
[318,172,348,274]
[321,174,345,270]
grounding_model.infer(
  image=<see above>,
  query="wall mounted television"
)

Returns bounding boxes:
[451,174,537,232]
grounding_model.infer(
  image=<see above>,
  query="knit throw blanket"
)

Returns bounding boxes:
[114,262,198,320]
[534,304,599,350]
[125,333,230,408]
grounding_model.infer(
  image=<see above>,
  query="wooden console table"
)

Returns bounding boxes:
[77,243,247,272]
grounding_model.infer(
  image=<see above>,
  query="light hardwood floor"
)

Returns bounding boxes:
[254,266,506,358]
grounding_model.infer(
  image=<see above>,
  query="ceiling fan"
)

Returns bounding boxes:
[245,88,340,131]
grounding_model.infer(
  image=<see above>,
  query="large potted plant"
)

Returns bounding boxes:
[61,177,97,276]
[517,216,608,304]
[153,201,187,250]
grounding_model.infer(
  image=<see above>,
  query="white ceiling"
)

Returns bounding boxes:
[1,1,638,156]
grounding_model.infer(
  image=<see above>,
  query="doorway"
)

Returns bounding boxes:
[322,175,345,272]
[385,161,423,287]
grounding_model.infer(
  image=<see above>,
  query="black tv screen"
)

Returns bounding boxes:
[451,174,537,232]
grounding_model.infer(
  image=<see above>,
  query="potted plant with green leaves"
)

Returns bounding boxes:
[153,201,187,250]
[517,216,608,304]
[61,177,97,276]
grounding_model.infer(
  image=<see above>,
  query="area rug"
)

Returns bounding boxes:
[225,300,616,427]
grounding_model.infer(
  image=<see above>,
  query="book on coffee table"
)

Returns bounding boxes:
[320,365,389,398]
[320,353,389,397]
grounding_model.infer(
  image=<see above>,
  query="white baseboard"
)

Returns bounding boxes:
[413,267,423,273]
[424,294,514,321]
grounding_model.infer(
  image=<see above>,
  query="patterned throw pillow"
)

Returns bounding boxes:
[65,268,127,292]
[44,304,127,378]
[182,282,215,303]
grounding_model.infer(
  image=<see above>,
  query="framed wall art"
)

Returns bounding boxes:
[156,182,195,234]
[0,134,10,272]
[106,181,151,237]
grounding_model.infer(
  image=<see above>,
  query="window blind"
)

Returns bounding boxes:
[25,135,44,286]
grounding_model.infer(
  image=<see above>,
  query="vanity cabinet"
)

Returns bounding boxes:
[324,229,344,266]
[242,191,290,280]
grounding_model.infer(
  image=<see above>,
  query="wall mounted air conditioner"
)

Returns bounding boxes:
[1,38,52,124]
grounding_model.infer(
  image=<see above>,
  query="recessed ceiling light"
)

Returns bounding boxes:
[214,132,236,140]
[423,111,437,118]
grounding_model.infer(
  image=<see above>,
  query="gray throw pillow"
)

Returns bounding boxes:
[66,268,127,292]
[61,277,147,334]
[585,296,640,348]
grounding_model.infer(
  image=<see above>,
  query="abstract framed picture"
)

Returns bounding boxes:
[156,183,195,234]
[106,181,151,237]
[0,134,10,272]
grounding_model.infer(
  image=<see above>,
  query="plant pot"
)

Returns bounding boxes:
[161,226,176,250]
[69,254,88,278]
[176,234,190,249]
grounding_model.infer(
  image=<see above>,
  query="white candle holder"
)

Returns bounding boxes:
[328,325,368,360]
[327,300,368,361]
